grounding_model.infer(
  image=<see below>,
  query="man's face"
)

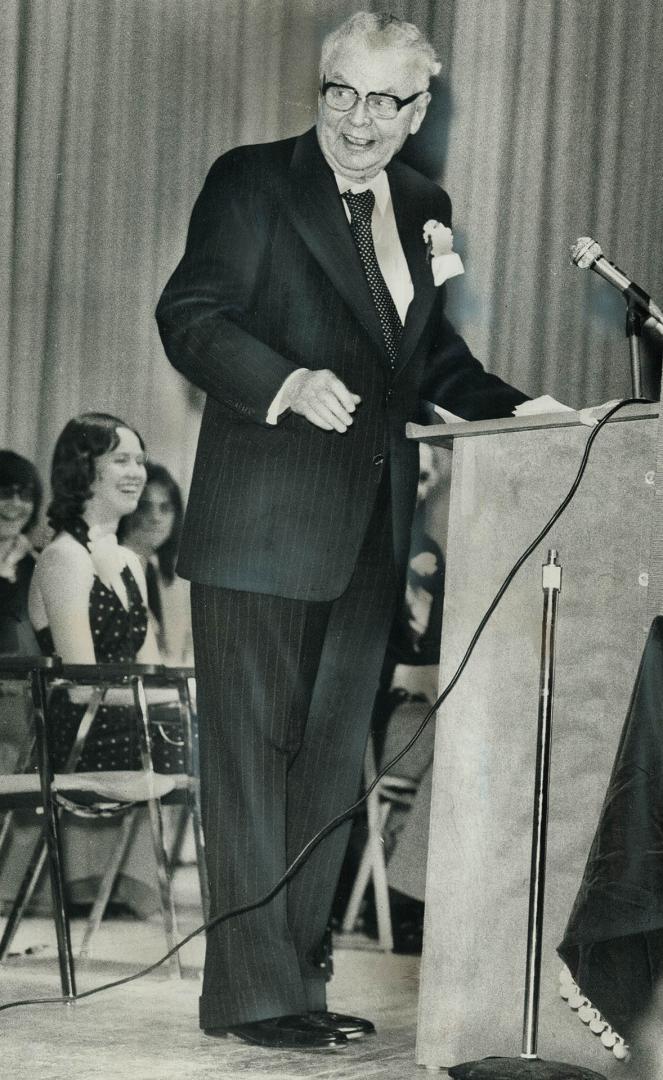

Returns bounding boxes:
[316,41,430,182]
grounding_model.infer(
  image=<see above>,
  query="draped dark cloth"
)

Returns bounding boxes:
[558,616,663,1039]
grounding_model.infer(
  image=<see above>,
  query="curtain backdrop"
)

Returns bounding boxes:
[1,0,662,500]
[443,0,663,405]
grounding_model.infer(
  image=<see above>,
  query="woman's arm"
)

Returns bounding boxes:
[29,537,96,663]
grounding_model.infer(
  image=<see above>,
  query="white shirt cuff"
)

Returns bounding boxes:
[432,403,465,424]
[266,368,308,425]
[512,395,574,416]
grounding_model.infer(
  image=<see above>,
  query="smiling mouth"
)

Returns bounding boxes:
[342,133,374,148]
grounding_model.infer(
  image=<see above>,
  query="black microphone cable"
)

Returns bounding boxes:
[0,397,649,1013]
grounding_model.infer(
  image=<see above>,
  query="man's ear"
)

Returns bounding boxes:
[409,91,431,136]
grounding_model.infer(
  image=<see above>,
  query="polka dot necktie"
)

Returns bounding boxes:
[342,189,403,367]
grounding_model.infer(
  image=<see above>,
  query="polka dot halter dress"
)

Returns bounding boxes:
[38,567,148,772]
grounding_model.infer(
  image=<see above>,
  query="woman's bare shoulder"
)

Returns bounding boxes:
[36,533,93,580]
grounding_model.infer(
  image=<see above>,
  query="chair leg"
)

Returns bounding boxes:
[78,810,137,960]
[0,811,16,864]
[31,667,76,998]
[167,804,211,923]
[132,676,182,978]
[341,796,394,947]
[144,794,182,977]
[368,798,393,952]
[190,799,209,924]
[341,829,374,934]
[0,830,49,960]
[180,677,210,922]
[342,735,395,950]
[166,805,189,870]
[0,716,36,883]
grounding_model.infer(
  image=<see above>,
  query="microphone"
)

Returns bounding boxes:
[570,237,663,327]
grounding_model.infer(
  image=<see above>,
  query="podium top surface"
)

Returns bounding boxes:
[406,401,659,446]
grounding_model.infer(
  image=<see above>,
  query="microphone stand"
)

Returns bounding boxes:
[448,552,606,1080]
[626,300,643,399]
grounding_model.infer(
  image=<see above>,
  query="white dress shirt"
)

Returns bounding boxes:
[334,170,413,323]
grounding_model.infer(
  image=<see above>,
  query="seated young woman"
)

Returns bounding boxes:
[29,412,160,772]
[119,462,193,667]
[0,415,178,919]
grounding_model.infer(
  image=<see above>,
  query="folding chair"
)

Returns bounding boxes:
[341,733,417,951]
[0,658,207,991]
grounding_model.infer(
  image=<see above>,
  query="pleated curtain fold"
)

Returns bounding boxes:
[1,0,662,499]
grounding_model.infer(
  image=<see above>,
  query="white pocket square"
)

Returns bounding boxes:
[431,252,465,286]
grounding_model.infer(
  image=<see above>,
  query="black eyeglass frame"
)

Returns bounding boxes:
[320,76,424,116]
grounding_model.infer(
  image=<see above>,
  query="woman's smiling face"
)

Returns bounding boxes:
[87,427,147,521]
[0,484,34,541]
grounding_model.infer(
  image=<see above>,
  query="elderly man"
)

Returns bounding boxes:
[156,11,528,1052]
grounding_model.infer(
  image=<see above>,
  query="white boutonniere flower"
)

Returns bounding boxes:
[422,219,465,286]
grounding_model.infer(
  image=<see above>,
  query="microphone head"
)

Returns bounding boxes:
[571,236,602,268]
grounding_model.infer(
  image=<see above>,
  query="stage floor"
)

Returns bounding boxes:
[0,870,426,1080]
[4,870,656,1079]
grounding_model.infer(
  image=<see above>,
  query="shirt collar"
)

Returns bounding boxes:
[334,170,391,214]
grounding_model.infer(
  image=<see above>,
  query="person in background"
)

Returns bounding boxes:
[25,412,164,915]
[0,450,42,656]
[0,450,43,785]
[120,462,193,667]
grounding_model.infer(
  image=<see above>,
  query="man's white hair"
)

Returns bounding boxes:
[320,11,441,88]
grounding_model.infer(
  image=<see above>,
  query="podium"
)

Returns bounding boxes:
[409,404,658,1076]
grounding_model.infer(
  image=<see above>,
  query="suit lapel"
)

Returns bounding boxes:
[387,160,438,375]
[284,130,390,361]
[283,130,439,373]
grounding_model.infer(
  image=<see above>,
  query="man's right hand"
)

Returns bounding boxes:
[283,369,361,433]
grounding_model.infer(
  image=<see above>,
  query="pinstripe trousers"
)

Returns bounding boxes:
[191,476,397,1029]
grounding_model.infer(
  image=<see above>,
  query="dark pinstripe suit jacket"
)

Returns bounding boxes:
[156,127,527,602]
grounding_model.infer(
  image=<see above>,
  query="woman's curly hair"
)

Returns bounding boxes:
[48,412,145,539]
[0,450,43,533]
[119,462,184,583]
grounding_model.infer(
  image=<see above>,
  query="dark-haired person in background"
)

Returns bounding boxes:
[120,462,193,667]
[0,450,42,656]
[0,450,43,786]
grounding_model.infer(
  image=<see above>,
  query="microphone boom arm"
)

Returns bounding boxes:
[571,236,663,334]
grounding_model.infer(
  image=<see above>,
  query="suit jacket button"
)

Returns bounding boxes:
[372,453,384,466]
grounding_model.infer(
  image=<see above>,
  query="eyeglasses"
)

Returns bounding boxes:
[0,484,35,502]
[321,77,423,120]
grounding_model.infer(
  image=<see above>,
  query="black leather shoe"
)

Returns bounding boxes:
[309,1010,376,1039]
[206,1014,348,1050]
